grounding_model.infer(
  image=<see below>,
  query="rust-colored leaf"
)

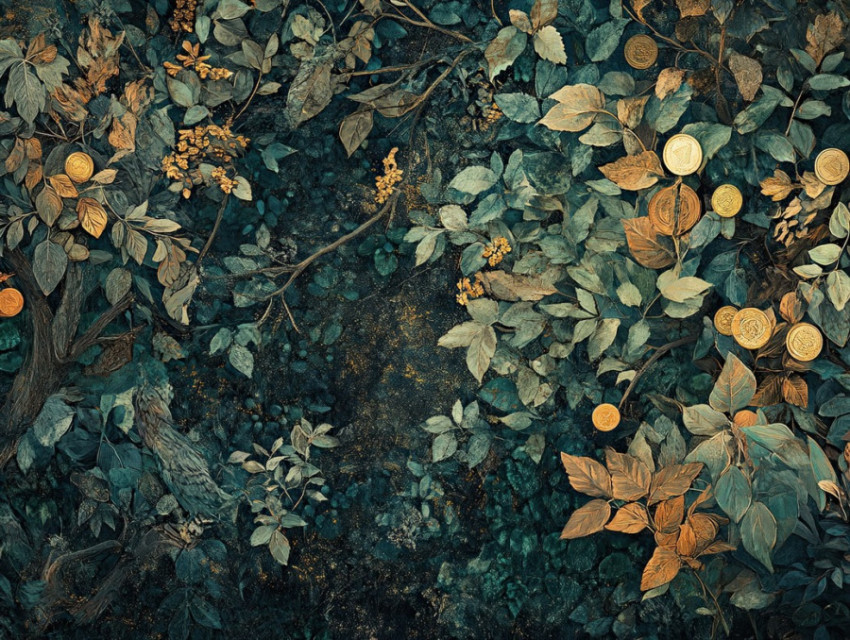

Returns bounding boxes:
[806,11,844,66]
[676,523,697,557]
[599,151,664,191]
[648,462,703,504]
[49,174,79,198]
[560,452,612,498]
[632,0,651,21]
[77,197,108,239]
[782,375,808,409]
[540,84,605,132]
[605,448,651,501]
[479,270,558,302]
[617,95,649,129]
[656,68,686,100]
[751,374,783,407]
[654,529,679,549]
[560,499,611,539]
[5,137,25,174]
[605,502,650,534]
[779,291,805,324]
[676,0,709,17]
[641,547,681,591]
[728,53,762,102]
[622,217,677,269]
[654,495,684,533]
[760,169,794,201]
[699,540,736,556]
[688,512,719,554]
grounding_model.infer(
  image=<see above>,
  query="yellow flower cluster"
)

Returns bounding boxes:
[170,0,198,33]
[161,121,249,198]
[375,147,402,204]
[164,41,233,81]
[456,273,485,306]
[482,236,511,266]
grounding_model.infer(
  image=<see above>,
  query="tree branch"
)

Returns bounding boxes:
[64,293,134,364]
[619,335,698,411]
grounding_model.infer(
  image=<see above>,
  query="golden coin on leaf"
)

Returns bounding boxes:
[713,305,738,336]
[814,148,850,186]
[0,287,24,318]
[663,134,703,176]
[65,152,94,183]
[624,35,658,70]
[786,322,823,362]
[711,184,743,218]
[648,183,701,235]
[592,403,621,432]
[731,308,772,350]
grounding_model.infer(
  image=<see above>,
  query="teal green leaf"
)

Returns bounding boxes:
[715,465,751,523]
[741,501,777,572]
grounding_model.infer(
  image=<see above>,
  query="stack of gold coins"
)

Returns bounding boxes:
[814,148,849,186]
[731,308,771,349]
[648,183,701,235]
[786,322,823,362]
[713,306,738,336]
[711,184,743,218]
[624,35,658,70]
[663,134,703,176]
[592,403,621,432]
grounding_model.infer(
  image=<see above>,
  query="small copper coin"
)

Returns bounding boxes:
[65,152,94,183]
[814,148,850,186]
[731,308,772,350]
[786,322,823,362]
[624,35,658,70]
[0,287,24,318]
[648,183,701,235]
[592,403,621,432]
[663,134,703,176]
[713,305,738,336]
[711,184,743,218]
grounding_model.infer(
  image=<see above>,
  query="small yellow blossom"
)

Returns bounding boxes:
[376,147,403,204]
[482,236,511,266]
[456,273,485,306]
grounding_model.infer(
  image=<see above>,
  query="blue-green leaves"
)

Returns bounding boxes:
[716,466,751,523]
[709,353,756,414]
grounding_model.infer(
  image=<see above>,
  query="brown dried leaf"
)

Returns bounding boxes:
[801,171,826,199]
[77,197,108,239]
[751,374,783,407]
[599,151,664,191]
[479,270,558,301]
[48,174,79,198]
[779,291,805,324]
[622,217,677,269]
[648,462,703,504]
[509,10,533,34]
[5,137,25,174]
[728,53,762,102]
[699,540,736,556]
[617,95,649,129]
[760,170,794,201]
[782,375,808,409]
[559,499,611,539]
[676,523,697,557]
[26,33,57,65]
[24,163,42,191]
[560,452,613,498]
[676,0,709,17]
[656,68,686,100]
[339,109,374,157]
[540,84,605,132]
[641,547,681,591]
[632,0,652,21]
[605,448,651,501]
[689,512,719,553]
[806,12,844,66]
[605,502,650,534]
[654,495,685,533]
[530,0,558,30]
[108,111,137,162]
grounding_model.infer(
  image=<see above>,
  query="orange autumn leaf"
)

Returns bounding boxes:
[656,68,686,100]
[641,547,681,590]
[782,375,808,408]
[760,169,794,201]
[605,502,649,534]
[676,523,697,557]
[648,462,703,504]
[605,448,651,501]
[806,11,844,66]
[654,495,685,533]
[622,217,677,269]
[77,197,108,239]
[560,499,611,540]
[599,151,665,191]
[49,174,79,198]
[560,452,612,498]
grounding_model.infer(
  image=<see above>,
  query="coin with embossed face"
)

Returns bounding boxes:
[731,308,772,350]
[711,184,743,218]
[648,183,701,235]
[624,35,658,70]
[592,403,621,432]
[663,134,703,176]
[786,322,823,362]
[713,305,738,336]
[814,148,850,186]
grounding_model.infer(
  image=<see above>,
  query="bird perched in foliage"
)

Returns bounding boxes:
[133,383,233,520]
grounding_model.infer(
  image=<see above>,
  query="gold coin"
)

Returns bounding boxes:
[648,183,701,236]
[713,305,738,336]
[814,148,850,186]
[663,134,703,176]
[592,403,621,432]
[0,287,24,318]
[624,35,658,70]
[786,322,823,362]
[731,308,772,350]
[65,152,94,183]
[711,184,743,218]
